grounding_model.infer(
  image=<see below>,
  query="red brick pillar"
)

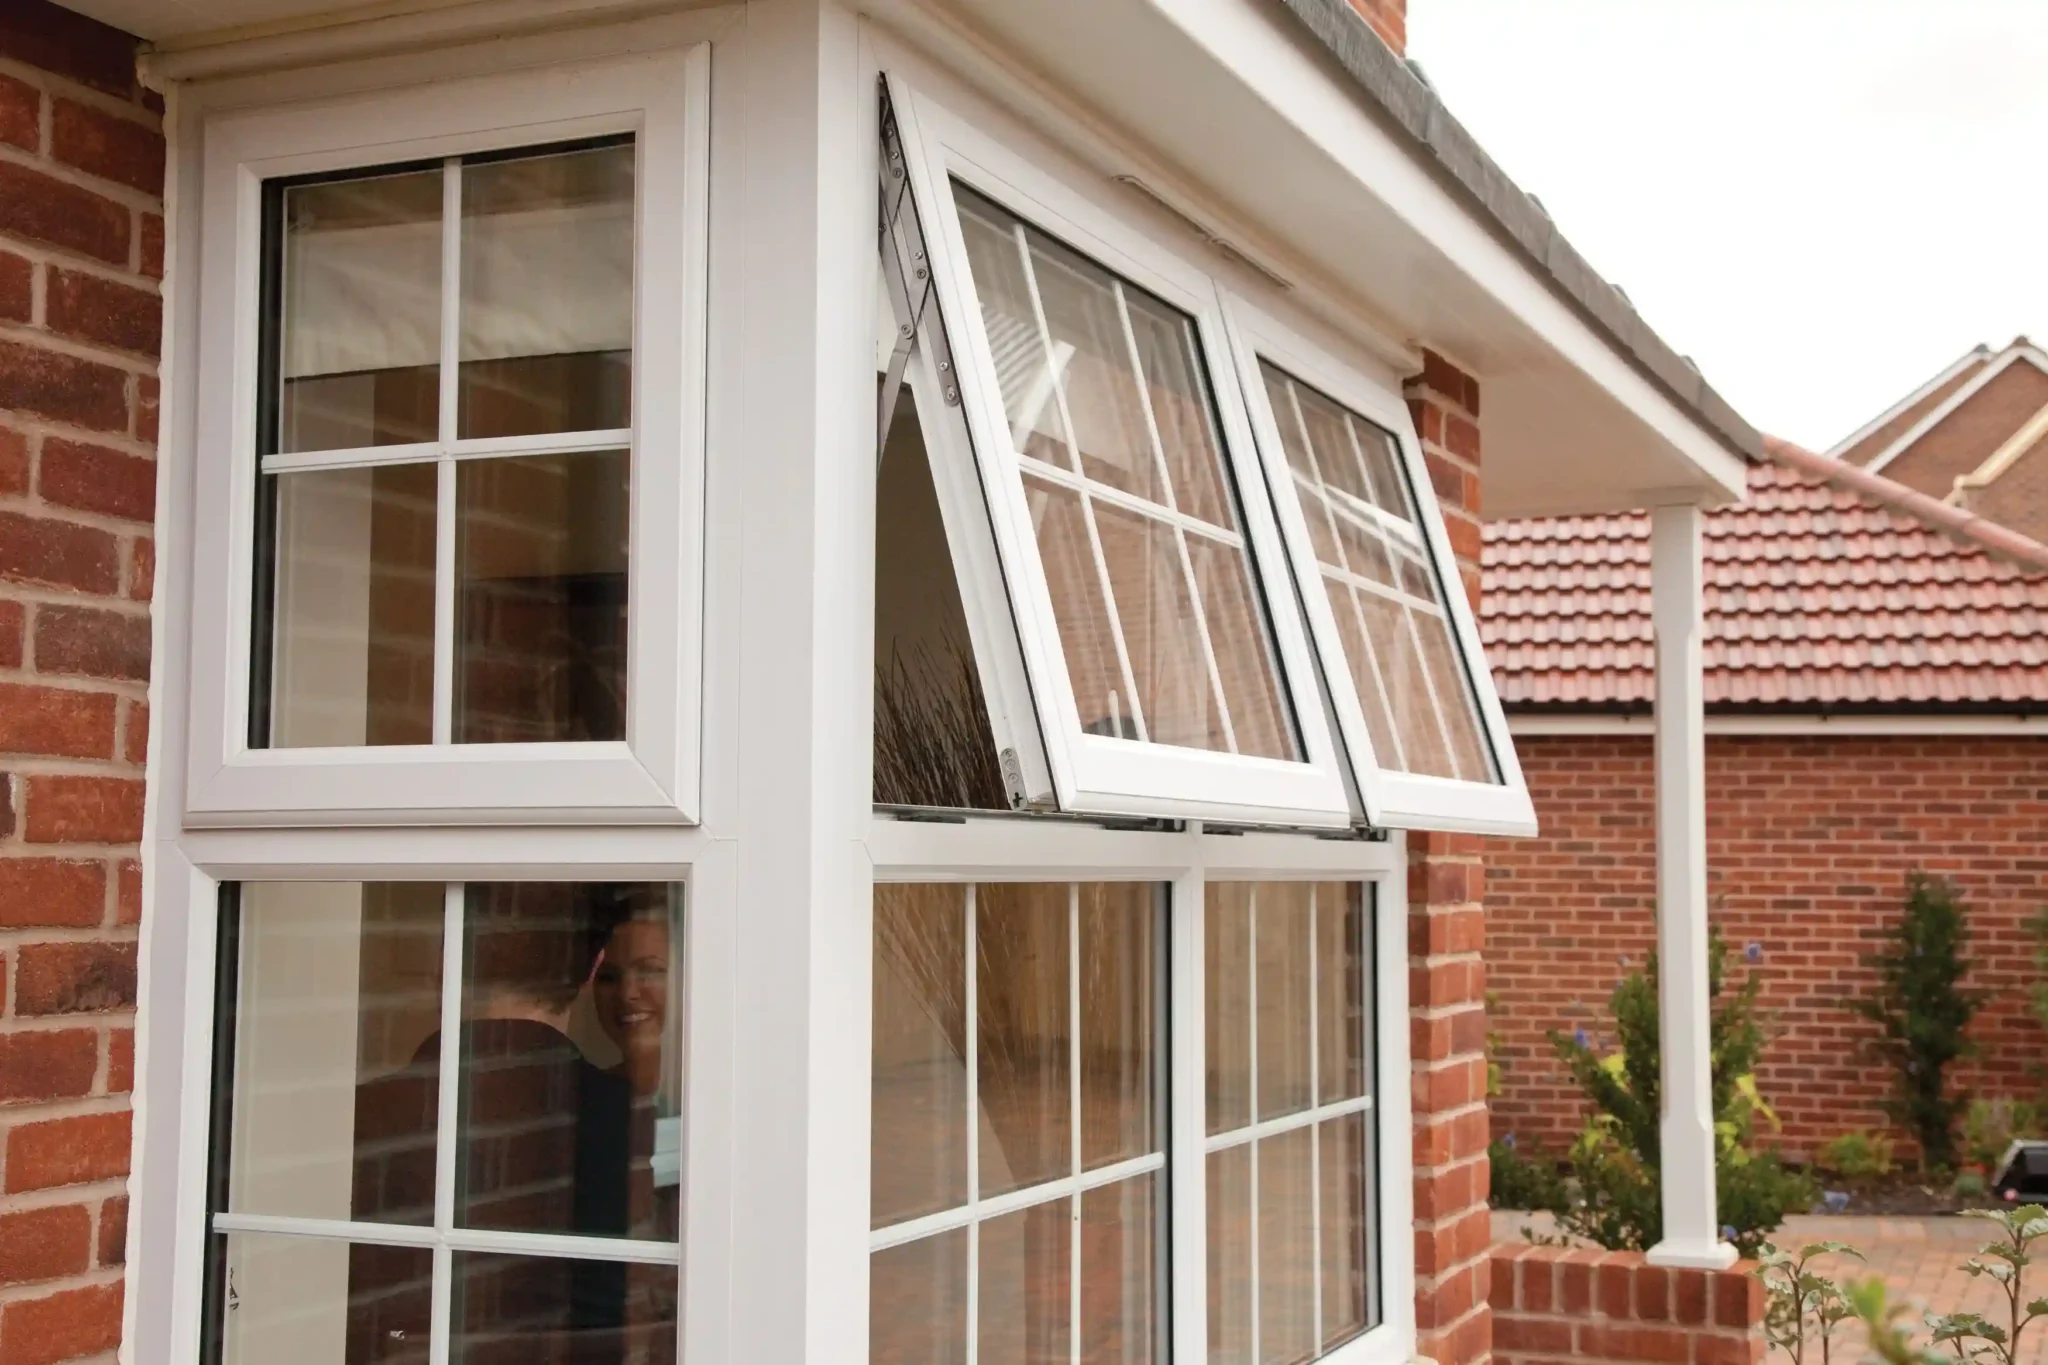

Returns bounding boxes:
[1405,352,1492,1365]
[0,4,158,1357]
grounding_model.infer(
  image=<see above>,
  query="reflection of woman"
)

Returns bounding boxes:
[593,910,671,1098]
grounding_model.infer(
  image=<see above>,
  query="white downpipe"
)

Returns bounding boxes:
[1644,504,1737,1271]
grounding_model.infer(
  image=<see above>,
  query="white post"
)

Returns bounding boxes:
[1644,503,1736,1270]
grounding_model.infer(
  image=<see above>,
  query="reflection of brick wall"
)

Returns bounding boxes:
[1486,733,2048,1157]
[1404,351,1494,1365]
[0,3,160,1352]
[1491,1244,1764,1365]
[1957,436,2048,543]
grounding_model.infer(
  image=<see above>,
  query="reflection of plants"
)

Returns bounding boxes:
[1756,1240,1861,1365]
[874,637,1009,811]
[1850,872,1984,1174]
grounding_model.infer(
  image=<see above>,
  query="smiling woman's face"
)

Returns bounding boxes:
[594,917,671,1056]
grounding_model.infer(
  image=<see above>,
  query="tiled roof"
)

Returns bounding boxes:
[1480,439,2048,710]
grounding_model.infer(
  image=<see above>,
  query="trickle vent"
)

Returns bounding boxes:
[1110,174,1294,292]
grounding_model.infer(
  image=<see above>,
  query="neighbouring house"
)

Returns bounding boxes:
[0,2,1777,1365]
[1483,438,2048,1158]
[1835,337,2048,544]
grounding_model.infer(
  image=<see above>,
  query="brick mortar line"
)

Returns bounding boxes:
[0,1090,132,1121]
[0,755,150,779]
[0,1265,129,1308]
[0,498,161,542]
[3,402,163,454]
[0,142,165,216]
[0,669,151,699]
[0,1176,130,1213]
[0,317,160,374]
[0,56,162,129]
[0,1012,136,1034]
[0,235,163,296]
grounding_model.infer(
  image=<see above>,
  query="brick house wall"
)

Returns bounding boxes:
[1405,352,1493,1365]
[1491,1244,1764,1365]
[0,4,158,1361]
[1487,733,2048,1157]
[1883,361,2048,502]
[1958,436,2048,544]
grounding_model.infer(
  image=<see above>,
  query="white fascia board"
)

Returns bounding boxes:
[1865,343,2048,476]
[1508,712,2048,738]
[1141,0,1749,505]
[1826,343,1992,460]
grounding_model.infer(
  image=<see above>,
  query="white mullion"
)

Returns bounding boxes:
[430,880,463,1365]
[1203,1093,1374,1155]
[442,1226,682,1266]
[1017,453,1245,551]
[437,157,462,446]
[209,1212,439,1246]
[1011,223,1149,745]
[258,428,634,476]
[1331,560,1449,618]
[431,158,462,748]
[432,458,457,745]
[1308,885,1324,1352]
[1246,884,1261,1365]
[965,883,981,1365]
[1068,882,1082,1365]
[1168,868,1209,1365]
[1168,519,1241,755]
[869,1151,1166,1252]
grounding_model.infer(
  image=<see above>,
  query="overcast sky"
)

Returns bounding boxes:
[1405,0,2048,451]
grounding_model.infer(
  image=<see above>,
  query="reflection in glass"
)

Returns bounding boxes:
[211,1233,434,1365]
[1259,1125,1318,1365]
[227,882,445,1225]
[459,142,634,439]
[450,1251,676,1365]
[277,170,442,454]
[1079,884,1160,1171]
[455,449,629,743]
[455,882,682,1243]
[873,884,970,1227]
[1187,534,1295,761]
[1320,1112,1375,1352]
[1093,501,1222,752]
[1023,475,1135,740]
[264,462,437,748]
[1317,884,1370,1105]
[1258,361,1498,783]
[871,1229,969,1365]
[979,1199,1070,1365]
[1254,882,1313,1121]
[1207,1144,1252,1365]
[976,883,1071,1198]
[1205,882,1253,1136]
[1080,1175,1160,1365]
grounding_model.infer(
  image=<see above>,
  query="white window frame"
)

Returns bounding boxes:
[1221,298,1537,837]
[887,79,1355,829]
[182,45,711,828]
[866,815,1418,1365]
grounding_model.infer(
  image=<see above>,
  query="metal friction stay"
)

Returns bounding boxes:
[876,80,1056,812]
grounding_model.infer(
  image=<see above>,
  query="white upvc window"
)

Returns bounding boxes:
[182,45,710,827]
[880,76,1530,837]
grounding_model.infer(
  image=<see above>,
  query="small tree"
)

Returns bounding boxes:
[1850,872,1984,1172]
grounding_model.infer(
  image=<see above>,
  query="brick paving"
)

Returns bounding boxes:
[1494,1212,2048,1363]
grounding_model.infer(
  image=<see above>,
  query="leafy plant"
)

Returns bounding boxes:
[1849,872,1984,1173]
[1489,1135,1567,1213]
[1537,930,1816,1257]
[1923,1205,2048,1365]
[1816,1130,1896,1182]
[1844,1278,1943,1365]
[1961,1099,2044,1175]
[1756,1240,1862,1365]
[2028,910,2048,1089]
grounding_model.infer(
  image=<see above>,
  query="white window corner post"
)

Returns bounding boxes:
[1644,501,1736,1271]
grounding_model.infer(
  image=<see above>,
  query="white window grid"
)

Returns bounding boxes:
[1204,880,1378,1363]
[1264,373,1476,780]
[258,147,636,749]
[206,880,684,1363]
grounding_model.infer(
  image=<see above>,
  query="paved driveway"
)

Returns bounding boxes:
[1492,1212,2048,1363]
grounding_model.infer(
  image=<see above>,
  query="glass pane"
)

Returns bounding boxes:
[1316,884,1370,1106]
[976,883,1071,1197]
[1079,1175,1160,1365]
[1354,590,1454,779]
[1078,884,1159,1172]
[1204,883,1253,1137]
[872,1230,969,1365]
[979,1197,1071,1365]
[1092,501,1222,751]
[227,882,444,1225]
[455,449,629,743]
[1206,1143,1253,1365]
[1413,608,1497,783]
[450,1251,676,1365]
[1124,293,1230,528]
[263,462,437,748]
[1320,1112,1376,1350]
[1257,1124,1317,1365]
[1327,582,1402,771]
[277,169,442,454]
[1254,883,1313,1121]
[210,1233,433,1365]
[875,383,1009,810]
[1186,533,1296,761]
[459,142,634,439]
[1022,475,1134,740]
[456,882,683,1243]
[873,884,970,1227]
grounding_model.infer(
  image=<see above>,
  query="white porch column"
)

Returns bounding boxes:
[1644,503,1737,1270]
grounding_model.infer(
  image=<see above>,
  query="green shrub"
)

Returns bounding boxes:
[1488,1137,1566,1212]
[1849,872,1984,1173]
[1960,1097,2044,1173]
[1540,930,1816,1258]
[2028,909,2048,1087]
[1815,1130,1895,1181]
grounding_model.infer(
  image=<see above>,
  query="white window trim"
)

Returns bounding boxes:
[182,43,711,828]
[888,78,1356,829]
[1221,297,1538,838]
[867,815,1418,1365]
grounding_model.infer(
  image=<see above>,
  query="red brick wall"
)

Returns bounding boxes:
[1486,733,2048,1157]
[1490,1244,1765,1365]
[0,5,156,1360]
[1406,352,1493,1365]
[1959,436,2048,544]
[1347,0,1408,54]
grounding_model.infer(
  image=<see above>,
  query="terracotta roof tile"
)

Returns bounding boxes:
[1480,441,2048,710]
